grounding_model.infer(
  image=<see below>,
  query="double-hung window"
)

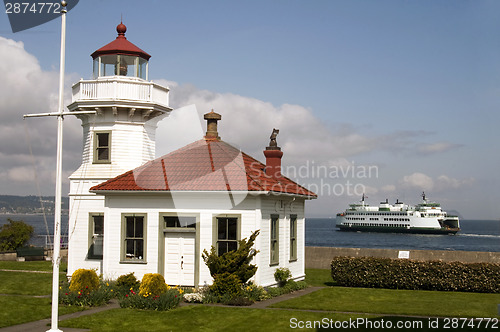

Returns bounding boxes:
[123,214,146,261]
[94,132,111,163]
[289,215,297,261]
[88,214,103,259]
[270,215,279,265]
[216,217,238,256]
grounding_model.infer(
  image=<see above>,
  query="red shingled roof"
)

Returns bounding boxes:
[91,22,151,60]
[90,138,317,198]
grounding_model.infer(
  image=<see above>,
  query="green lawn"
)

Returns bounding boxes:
[0,260,67,272]
[59,305,371,332]
[271,287,500,318]
[0,295,83,328]
[304,268,335,287]
[0,261,83,327]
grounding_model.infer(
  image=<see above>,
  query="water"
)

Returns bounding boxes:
[306,218,500,252]
[0,214,69,247]
[1,214,499,253]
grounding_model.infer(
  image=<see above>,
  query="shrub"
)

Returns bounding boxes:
[266,280,308,297]
[120,287,183,311]
[139,273,167,297]
[210,272,243,298]
[60,280,114,307]
[274,267,292,286]
[330,257,500,293]
[243,282,269,302]
[0,219,34,251]
[116,272,140,294]
[202,230,259,284]
[69,269,100,294]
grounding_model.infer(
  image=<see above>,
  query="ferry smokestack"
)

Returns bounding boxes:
[264,128,283,178]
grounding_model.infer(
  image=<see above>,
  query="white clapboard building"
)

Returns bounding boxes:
[67,22,316,287]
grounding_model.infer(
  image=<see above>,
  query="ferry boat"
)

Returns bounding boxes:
[336,193,460,234]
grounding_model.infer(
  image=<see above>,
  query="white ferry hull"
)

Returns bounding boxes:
[336,217,459,234]
[335,193,460,235]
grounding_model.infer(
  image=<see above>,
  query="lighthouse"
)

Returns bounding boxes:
[66,22,172,275]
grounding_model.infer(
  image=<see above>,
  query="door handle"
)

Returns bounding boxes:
[181,256,183,269]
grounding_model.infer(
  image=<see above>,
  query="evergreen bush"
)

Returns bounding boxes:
[202,230,260,303]
[139,273,167,297]
[69,269,100,294]
[330,256,500,293]
[202,230,260,284]
[210,272,243,298]
[0,219,34,251]
[274,267,292,286]
[116,272,140,290]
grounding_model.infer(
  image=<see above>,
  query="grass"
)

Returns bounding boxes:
[1,264,499,330]
[0,296,84,328]
[271,287,500,318]
[304,268,335,287]
[0,260,83,327]
[0,260,67,272]
[60,305,371,332]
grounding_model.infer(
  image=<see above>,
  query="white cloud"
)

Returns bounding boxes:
[417,142,462,155]
[0,36,82,195]
[155,81,402,168]
[398,172,474,192]
[400,172,434,191]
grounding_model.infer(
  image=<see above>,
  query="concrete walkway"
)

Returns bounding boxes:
[0,288,323,332]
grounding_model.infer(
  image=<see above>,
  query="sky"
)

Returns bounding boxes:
[0,0,499,219]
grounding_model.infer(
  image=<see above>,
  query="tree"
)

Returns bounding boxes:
[202,230,260,285]
[0,219,34,251]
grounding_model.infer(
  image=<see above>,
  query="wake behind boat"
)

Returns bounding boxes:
[336,193,460,234]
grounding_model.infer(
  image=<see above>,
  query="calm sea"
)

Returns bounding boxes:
[306,218,500,253]
[1,214,499,252]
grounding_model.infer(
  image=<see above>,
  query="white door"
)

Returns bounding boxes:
[164,232,195,286]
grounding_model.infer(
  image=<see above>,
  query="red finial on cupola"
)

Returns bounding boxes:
[116,21,127,37]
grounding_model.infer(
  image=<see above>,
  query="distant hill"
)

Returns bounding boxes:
[0,195,69,214]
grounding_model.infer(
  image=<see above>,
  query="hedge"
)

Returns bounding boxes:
[330,256,500,293]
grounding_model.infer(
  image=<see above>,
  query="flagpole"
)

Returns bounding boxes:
[48,1,67,331]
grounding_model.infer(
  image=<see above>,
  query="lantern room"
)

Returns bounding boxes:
[91,22,151,80]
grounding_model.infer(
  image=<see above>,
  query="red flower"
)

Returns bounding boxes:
[125,294,128,297]
[65,293,68,295]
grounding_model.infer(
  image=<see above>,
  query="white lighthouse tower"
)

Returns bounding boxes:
[66,22,172,275]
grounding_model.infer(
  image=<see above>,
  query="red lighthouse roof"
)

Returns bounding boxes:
[91,22,151,60]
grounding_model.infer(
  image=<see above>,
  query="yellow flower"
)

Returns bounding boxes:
[179,289,184,294]
[106,282,109,287]
[110,289,113,292]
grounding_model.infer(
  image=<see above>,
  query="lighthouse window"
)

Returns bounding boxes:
[94,132,111,163]
[122,214,146,262]
[88,213,103,260]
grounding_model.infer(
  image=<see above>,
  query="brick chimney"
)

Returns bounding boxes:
[204,109,221,140]
[263,128,283,178]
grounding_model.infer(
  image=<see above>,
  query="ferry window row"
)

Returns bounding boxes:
[383,218,410,222]
[345,217,410,222]
[343,222,410,228]
[346,212,408,216]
